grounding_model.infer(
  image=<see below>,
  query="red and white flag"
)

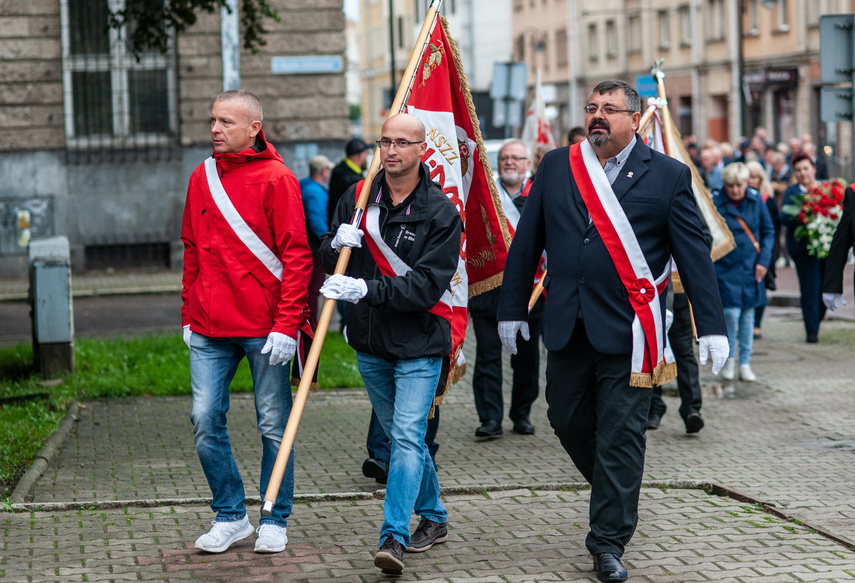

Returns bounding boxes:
[520,68,557,157]
[405,17,512,392]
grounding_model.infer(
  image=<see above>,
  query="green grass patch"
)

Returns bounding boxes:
[0,331,362,490]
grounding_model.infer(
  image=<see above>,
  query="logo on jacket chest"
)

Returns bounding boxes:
[394,224,417,248]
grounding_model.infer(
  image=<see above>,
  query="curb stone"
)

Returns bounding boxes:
[9,400,80,505]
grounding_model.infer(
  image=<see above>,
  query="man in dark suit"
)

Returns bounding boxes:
[822,185,855,311]
[497,80,729,582]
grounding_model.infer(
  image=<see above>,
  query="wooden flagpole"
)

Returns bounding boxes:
[261,0,444,516]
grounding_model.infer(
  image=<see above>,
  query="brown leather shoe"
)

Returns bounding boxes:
[406,518,448,552]
[374,534,404,574]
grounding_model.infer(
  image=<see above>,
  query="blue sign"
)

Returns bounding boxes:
[636,74,658,99]
[271,55,344,75]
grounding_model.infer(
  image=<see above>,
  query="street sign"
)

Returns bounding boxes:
[821,87,853,122]
[270,55,344,75]
[820,14,854,84]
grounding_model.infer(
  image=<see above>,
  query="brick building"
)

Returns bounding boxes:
[0,0,349,276]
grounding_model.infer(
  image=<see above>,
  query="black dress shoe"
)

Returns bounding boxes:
[361,458,389,484]
[512,419,535,435]
[474,419,503,440]
[685,412,704,434]
[806,332,818,343]
[593,553,628,582]
[647,414,662,430]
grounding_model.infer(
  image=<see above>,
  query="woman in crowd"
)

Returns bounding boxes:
[746,160,781,339]
[781,154,827,343]
[713,162,775,382]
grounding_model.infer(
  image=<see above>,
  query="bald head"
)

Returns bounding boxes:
[382,113,426,141]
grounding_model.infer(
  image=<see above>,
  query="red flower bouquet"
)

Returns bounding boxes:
[782,178,847,259]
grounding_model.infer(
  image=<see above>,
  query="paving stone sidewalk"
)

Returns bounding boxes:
[3,313,855,581]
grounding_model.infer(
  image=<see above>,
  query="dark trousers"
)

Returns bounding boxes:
[546,320,651,556]
[649,292,702,422]
[307,251,326,330]
[471,307,543,425]
[367,406,439,464]
[792,251,827,335]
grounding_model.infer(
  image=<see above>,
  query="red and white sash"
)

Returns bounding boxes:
[203,157,316,388]
[356,183,454,326]
[569,141,674,387]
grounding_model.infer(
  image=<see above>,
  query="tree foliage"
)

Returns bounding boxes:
[109,0,280,57]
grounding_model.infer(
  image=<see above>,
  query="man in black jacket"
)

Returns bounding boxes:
[319,114,461,576]
[823,185,855,311]
[327,138,369,226]
[497,80,729,582]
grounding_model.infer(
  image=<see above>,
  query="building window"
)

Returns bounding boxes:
[606,20,617,58]
[588,23,599,61]
[627,13,641,54]
[706,0,724,41]
[777,0,789,30]
[658,10,670,49]
[556,28,568,67]
[679,5,692,46]
[806,0,820,25]
[748,0,759,33]
[516,34,525,61]
[60,0,177,162]
[397,16,404,49]
[537,35,549,71]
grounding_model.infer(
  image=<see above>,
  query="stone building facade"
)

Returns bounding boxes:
[0,0,349,276]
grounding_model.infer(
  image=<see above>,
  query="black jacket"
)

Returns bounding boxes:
[823,185,855,294]
[320,163,462,362]
[498,139,726,354]
[328,159,364,225]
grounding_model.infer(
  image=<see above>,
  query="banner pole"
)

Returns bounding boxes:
[261,0,444,516]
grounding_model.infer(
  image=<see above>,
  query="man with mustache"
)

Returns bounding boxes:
[497,80,729,581]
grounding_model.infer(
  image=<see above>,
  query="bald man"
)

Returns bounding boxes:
[181,90,312,554]
[319,114,462,574]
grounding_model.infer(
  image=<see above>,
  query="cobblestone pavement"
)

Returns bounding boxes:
[4,309,855,581]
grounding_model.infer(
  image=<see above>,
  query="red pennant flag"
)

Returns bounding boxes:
[405,17,512,393]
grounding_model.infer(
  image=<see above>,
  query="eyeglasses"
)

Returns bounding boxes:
[375,139,424,149]
[583,104,636,115]
[499,155,529,163]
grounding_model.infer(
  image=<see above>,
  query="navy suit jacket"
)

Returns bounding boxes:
[823,185,855,294]
[497,138,726,355]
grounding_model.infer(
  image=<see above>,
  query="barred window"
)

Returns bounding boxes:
[60,0,178,163]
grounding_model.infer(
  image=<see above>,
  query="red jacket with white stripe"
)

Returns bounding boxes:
[181,132,312,339]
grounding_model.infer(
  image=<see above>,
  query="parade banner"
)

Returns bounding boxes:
[406,16,513,390]
[639,62,734,263]
[520,68,557,157]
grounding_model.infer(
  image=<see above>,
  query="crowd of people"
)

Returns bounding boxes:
[177,87,853,583]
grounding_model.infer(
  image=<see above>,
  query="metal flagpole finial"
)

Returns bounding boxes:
[650,59,666,82]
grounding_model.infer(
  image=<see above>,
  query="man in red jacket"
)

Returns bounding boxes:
[180,90,312,555]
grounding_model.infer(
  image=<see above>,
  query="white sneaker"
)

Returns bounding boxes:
[721,358,736,380]
[254,524,288,553]
[195,516,254,553]
[739,364,756,382]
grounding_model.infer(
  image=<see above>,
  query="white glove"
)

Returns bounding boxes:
[331,223,364,251]
[823,292,846,311]
[260,332,297,366]
[698,334,729,376]
[320,274,368,303]
[183,325,192,348]
[498,320,530,355]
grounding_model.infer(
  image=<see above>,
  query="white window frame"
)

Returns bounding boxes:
[777,0,789,31]
[588,23,599,61]
[679,5,692,45]
[627,13,641,54]
[59,0,178,148]
[658,10,670,49]
[606,20,618,57]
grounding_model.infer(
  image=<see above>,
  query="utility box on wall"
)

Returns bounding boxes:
[28,237,74,378]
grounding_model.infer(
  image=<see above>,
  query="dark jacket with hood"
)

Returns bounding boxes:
[319,163,462,362]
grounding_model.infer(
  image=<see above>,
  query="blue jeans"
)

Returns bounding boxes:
[723,307,754,365]
[356,352,448,548]
[189,334,294,526]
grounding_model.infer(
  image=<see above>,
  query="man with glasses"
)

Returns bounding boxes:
[319,113,462,575]
[497,80,728,582]
[469,139,544,439]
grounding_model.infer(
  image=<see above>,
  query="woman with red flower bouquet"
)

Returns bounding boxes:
[713,163,776,382]
[781,153,846,342]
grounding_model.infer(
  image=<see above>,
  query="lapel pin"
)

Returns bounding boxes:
[627,171,634,178]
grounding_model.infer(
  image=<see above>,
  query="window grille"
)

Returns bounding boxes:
[60,0,179,164]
